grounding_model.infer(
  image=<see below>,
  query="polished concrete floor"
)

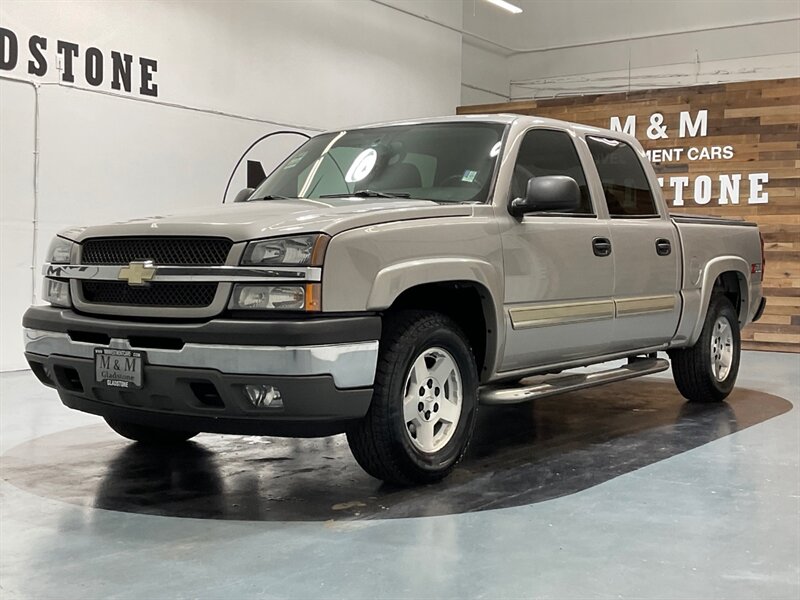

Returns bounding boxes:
[1,351,798,599]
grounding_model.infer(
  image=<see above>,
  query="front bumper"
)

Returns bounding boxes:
[23,307,380,436]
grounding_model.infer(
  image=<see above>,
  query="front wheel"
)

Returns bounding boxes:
[105,417,199,444]
[669,295,741,403]
[347,311,479,485]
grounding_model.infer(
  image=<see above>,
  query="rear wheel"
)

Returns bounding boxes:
[105,417,198,444]
[669,295,741,403]
[347,311,479,485]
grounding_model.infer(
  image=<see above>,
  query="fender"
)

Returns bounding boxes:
[685,255,751,346]
[366,257,502,311]
[367,257,505,377]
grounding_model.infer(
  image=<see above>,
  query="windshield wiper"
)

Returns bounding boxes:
[250,194,288,201]
[320,190,411,199]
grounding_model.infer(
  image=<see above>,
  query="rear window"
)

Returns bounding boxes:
[587,137,659,217]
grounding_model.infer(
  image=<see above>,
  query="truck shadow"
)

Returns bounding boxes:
[0,378,792,521]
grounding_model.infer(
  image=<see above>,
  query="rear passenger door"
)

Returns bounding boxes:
[585,136,681,351]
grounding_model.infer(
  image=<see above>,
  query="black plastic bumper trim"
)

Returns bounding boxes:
[23,306,381,346]
[26,352,372,437]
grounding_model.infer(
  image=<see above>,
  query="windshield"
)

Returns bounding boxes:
[248,122,506,204]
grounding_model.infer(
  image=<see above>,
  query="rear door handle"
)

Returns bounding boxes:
[655,238,672,256]
[592,237,612,257]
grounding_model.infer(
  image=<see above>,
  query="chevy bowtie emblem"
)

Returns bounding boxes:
[118,260,156,286]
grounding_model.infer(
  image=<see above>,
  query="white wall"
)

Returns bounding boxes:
[0,81,36,370]
[461,41,509,105]
[461,0,800,102]
[0,0,463,371]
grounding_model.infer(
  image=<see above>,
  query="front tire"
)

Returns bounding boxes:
[669,295,741,403]
[105,417,199,444]
[347,311,479,485]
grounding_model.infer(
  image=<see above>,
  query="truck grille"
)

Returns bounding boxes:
[81,281,218,307]
[81,237,232,266]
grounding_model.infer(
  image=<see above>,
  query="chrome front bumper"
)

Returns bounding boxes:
[24,328,378,389]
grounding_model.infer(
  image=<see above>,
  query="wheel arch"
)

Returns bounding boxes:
[368,261,502,382]
[687,256,751,345]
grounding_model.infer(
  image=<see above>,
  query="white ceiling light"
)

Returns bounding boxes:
[484,0,523,14]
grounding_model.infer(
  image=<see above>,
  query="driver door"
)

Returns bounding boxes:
[499,128,615,372]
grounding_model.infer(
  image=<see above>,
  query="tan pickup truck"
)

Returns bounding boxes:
[23,115,766,485]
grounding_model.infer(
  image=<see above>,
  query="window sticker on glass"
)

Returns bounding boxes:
[462,170,478,183]
[345,148,378,183]
[284,152,307,169]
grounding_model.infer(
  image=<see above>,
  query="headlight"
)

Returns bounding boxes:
[229,284,321,311]
[241,234,329,266]
[42,278,71,307]
[46,237,74,264]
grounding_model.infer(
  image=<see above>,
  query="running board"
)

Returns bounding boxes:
[479,358,670,405]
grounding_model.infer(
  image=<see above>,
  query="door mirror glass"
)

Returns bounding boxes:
[233,188,255,203]
[510,176,581,216]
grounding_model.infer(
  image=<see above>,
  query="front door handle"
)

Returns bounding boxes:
[655,238,672,256]
[592,237,612,257]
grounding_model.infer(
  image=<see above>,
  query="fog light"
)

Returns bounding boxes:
[243,384,283,408]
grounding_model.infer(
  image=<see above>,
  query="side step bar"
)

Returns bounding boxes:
[479,357,670,405]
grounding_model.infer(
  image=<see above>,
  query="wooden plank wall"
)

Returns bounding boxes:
[458,78,800,352]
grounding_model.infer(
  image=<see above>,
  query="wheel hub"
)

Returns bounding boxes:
[402,347,463,454]
[415,377,443,421]
[710,316,734,382]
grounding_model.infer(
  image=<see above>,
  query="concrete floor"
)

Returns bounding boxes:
[1,351,798,599]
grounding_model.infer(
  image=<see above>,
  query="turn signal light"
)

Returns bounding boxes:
[229,283,321,311]
[43,278,71,307]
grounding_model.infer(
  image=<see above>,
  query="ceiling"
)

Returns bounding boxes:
[461,0,800,53]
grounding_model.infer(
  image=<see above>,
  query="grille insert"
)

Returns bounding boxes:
[81,237,232,266]
[81,281,218,307]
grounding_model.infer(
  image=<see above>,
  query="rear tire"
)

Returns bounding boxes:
[669,295,741,403]
[347,310,479,486]
[105,417,198,444]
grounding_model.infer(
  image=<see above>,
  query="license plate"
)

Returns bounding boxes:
[94,348,144,389]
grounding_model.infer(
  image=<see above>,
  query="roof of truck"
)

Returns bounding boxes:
[341,114,621,139]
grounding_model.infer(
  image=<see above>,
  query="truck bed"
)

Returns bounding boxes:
[671,214,758,228]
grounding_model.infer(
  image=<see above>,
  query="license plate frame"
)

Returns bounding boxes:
[94,348,145,390]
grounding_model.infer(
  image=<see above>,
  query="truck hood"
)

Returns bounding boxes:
[61,198,474,243]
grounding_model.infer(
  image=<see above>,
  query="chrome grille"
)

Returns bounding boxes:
[81,237,232,266]
[81,281,218,307]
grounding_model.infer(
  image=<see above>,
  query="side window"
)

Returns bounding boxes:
[512,129,593,214]
[586,136,659,217]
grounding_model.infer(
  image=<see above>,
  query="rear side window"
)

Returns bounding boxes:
[512,129,593,214]
[586,136,659,217]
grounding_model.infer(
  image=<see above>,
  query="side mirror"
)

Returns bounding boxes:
[233,187,255,203]
[510,175,581,217]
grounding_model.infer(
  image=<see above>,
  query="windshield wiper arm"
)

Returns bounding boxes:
[320,190,411,199]
[250,194,288,201]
